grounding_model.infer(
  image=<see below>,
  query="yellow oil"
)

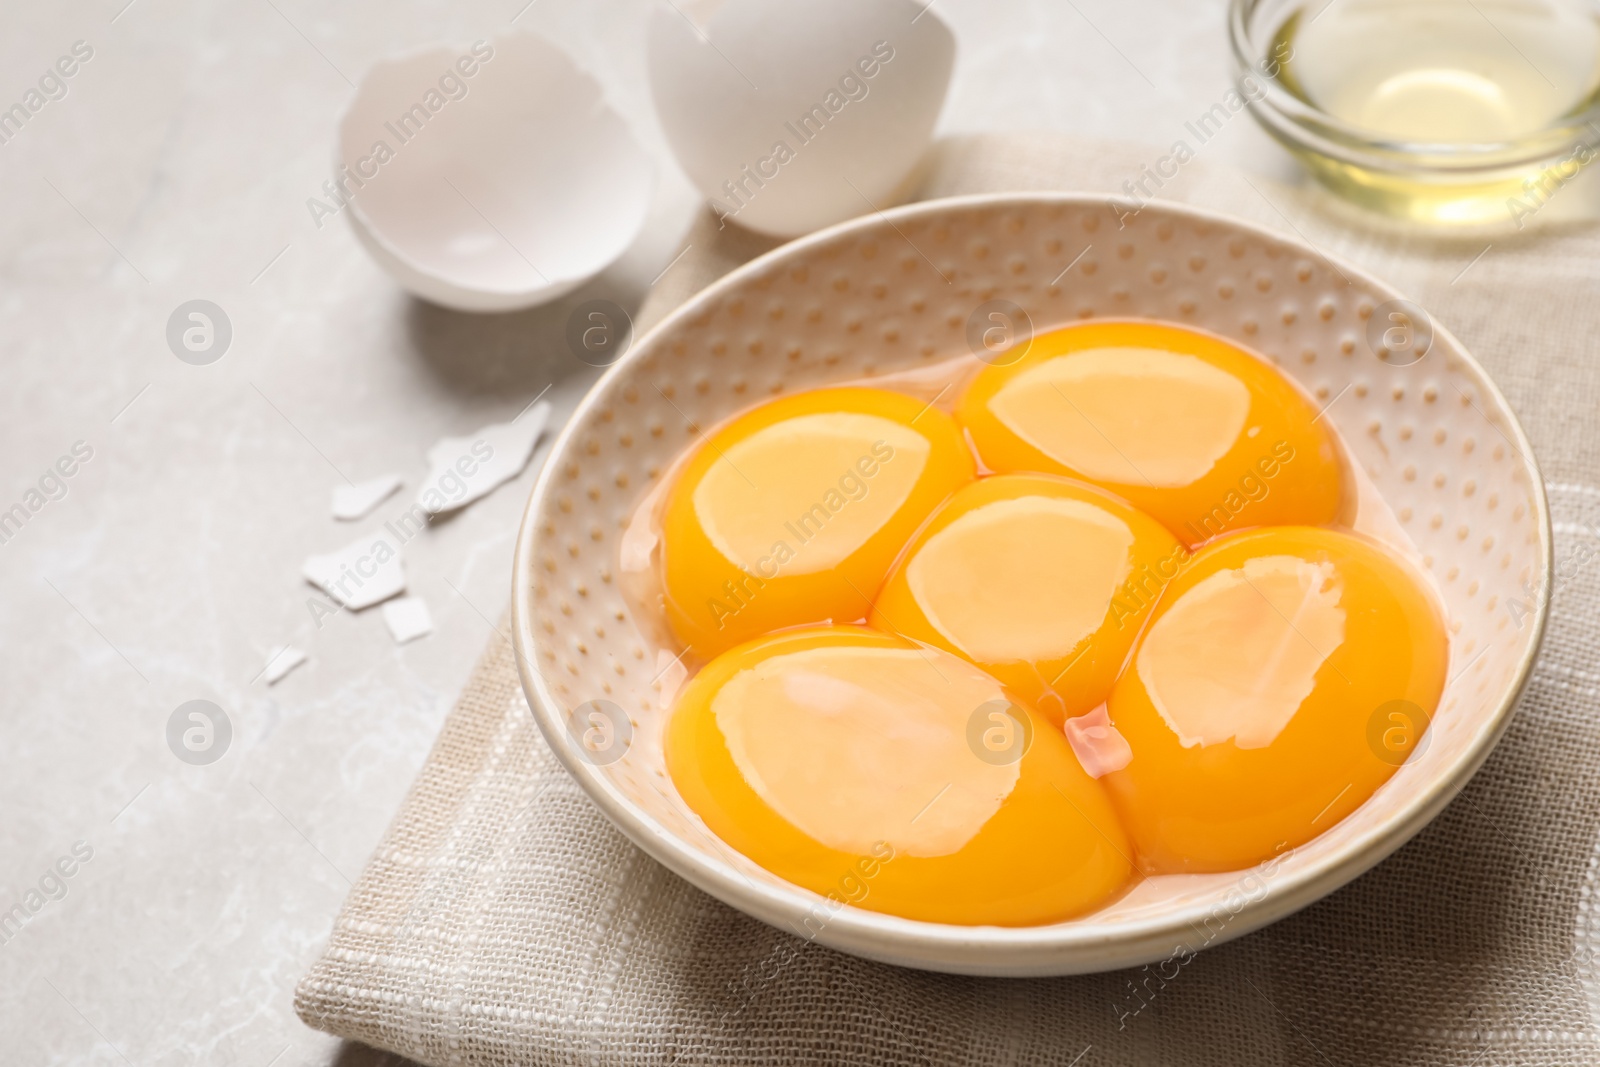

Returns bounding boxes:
[1270,0,1600,224]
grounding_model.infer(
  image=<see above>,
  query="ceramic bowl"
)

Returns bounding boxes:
[338,31,653,312]
[510,193,1551,976]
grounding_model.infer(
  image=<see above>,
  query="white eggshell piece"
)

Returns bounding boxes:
[339,32,654,311]
[303,532,406,610]
[332,473,403,521]
[382,596,434,644]
[262,646,308,685]
[648,0,955,237]
[415,401,551,516]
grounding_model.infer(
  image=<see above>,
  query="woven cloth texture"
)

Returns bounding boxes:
[295,133,1600,1066]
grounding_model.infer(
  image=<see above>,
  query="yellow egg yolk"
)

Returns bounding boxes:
[665,626,1135,926]
[871,474,1184,726]
[957,320,1344,547]
[1101,526,1448,873]
[659,387,974,659]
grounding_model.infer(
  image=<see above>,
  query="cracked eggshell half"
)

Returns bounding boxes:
[647,0,955,238]
[338,32,653,312]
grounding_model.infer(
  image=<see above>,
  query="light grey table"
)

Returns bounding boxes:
[0,1,1293,1062]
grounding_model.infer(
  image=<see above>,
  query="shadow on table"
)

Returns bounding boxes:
[401,285,612,404]
[331,1040,422,1067]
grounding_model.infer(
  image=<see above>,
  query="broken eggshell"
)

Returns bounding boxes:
[416,402,551,516]
[303,531,406,610]
[338,32,654,312]
[332,473,403,521]
[262,646,308,686]
[383,596,435,644]
[647,0,955,238]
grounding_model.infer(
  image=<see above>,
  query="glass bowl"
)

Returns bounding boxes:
[1230,0,1600,226]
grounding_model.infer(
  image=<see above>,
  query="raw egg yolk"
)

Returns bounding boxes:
[665,626,1134,926]
[659,387,973,659]
[870,474,1183,727]
[956,320,1344,547]
[1101,526,1447,873]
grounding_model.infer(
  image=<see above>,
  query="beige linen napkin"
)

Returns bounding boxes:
[296,134,1600,1066]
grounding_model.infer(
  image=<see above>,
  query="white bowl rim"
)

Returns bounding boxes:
[510,191,1553,973]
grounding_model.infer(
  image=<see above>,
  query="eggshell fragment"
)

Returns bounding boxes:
[339,32,653,311]
[303,531,406,610]
[415,402,550,516]
[332,473,403,521]
[262,646,308,685]
[383,596,434,644]
[647,0,955,237]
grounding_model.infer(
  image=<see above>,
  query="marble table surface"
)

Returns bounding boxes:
[0,1,1296,1063]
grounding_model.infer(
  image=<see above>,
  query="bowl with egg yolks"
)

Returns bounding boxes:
[511,193,1550,975]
